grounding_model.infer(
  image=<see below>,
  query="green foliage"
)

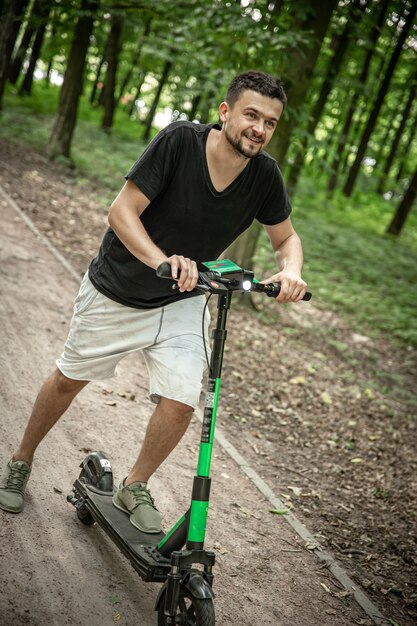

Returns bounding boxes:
[256,173,417,346]
[0,84,145,203]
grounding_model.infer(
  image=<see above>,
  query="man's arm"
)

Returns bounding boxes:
[108,179,198,292]
[262,217,307,303]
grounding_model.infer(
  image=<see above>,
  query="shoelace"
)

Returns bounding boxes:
[127,484,157,510]
[5,464,29,493]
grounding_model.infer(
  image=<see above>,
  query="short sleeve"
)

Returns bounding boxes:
[125,125,178,201]
[256,159,292,225]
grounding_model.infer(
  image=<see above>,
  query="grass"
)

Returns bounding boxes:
[1,82,417,346]
[1,82,147,204]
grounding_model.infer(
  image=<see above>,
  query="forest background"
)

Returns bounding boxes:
[0,0,416,347]
[0,1,416,625]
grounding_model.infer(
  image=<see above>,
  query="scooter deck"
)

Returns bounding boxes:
[82,484,170,582]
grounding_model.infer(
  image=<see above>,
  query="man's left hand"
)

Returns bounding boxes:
[260,270,307,303]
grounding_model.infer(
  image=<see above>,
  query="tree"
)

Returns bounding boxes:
[101,12,124,131]
[267,0,337,167]
[343,3,417,196]
[8,0,43,85]
[395,106,417,181]
[0,0,30,108]
[48,0,99,159]
[19,0,51,95]
[142,58,173,141]
[285,0,367,195]
[117,16,151,103]
[386,165,417,235]
[376,70,417,194]
[327,0,388,192]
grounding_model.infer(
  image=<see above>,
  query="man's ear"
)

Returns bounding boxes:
[219,101,229,123]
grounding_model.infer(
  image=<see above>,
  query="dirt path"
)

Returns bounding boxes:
[0,187,371,623]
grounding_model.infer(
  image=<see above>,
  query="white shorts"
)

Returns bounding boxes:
[56,273,211,408]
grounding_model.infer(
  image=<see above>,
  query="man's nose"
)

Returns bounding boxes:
[252,120,265,135]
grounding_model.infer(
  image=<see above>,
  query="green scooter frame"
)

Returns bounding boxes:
[67,260,311,625]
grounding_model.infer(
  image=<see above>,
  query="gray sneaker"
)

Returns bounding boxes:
[0,459,32,513]
[112,480,162,533]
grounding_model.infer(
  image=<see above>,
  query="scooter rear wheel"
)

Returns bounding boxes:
[157,585,215,626]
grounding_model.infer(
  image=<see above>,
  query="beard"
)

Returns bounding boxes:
[224,126,263,159]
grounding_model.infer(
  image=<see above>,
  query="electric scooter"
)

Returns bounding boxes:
[67,259,312,625]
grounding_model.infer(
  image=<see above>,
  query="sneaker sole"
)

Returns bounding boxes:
[0,502,23,513]
[112,492,161,534]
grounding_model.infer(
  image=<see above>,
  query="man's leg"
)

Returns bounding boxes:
[112,398,193,533]
[127,397,193,484]
[0,368,88,513]
[14,368,89,464]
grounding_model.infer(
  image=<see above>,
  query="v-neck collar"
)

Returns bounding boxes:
[202,124,251,196]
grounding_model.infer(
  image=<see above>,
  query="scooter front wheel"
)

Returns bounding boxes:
[157,585,215,626]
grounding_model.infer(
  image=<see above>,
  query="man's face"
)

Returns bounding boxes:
[219,90,283,159]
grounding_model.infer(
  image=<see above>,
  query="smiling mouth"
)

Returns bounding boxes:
[245,135,262,145]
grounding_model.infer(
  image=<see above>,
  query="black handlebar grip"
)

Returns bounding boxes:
[266,283,312,301]
[156,262,173,279]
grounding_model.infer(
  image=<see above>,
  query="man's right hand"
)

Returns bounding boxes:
[166,255,199,292]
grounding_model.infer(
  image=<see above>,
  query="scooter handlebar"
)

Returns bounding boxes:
[156,262,312,300]
[155,262,175,279]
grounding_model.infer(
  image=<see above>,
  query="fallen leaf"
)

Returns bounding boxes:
[321,392,332,405]
[365,388,375,399]
[290,376,307,385]
[270,508,289,515]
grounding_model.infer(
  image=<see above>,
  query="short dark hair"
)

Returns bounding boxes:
[225,71,287,108]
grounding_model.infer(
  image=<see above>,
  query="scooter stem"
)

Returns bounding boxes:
[186,292,231,550]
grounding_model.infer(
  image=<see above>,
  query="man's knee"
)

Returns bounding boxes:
[52,369,89,394]
[159,397,194,421]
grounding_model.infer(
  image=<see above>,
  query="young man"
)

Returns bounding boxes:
[0,71,307,532]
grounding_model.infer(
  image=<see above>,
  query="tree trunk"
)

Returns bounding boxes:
[286,0,366,195]
[343,3,417,197]
[376,73,417,194]
[101,13,123,131]
[395,109,417,182]
[18,0,50,95]
[127,71,146,116]
[90,48,106,105]
[386,165,417,235]
[18,15,48,95]
[117,17,151,103]
[327,0,388,192]
[222,222,263,269]
[0,0,30,109]
[197,88,216,123]
[189,91,201,121]
[48,0,99,160]
[142,59,173,141]
[8,0,41,85]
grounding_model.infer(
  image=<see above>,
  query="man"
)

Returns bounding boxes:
[0,71,307,532]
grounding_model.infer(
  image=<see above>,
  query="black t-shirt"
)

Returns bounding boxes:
[89,121,291,308]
